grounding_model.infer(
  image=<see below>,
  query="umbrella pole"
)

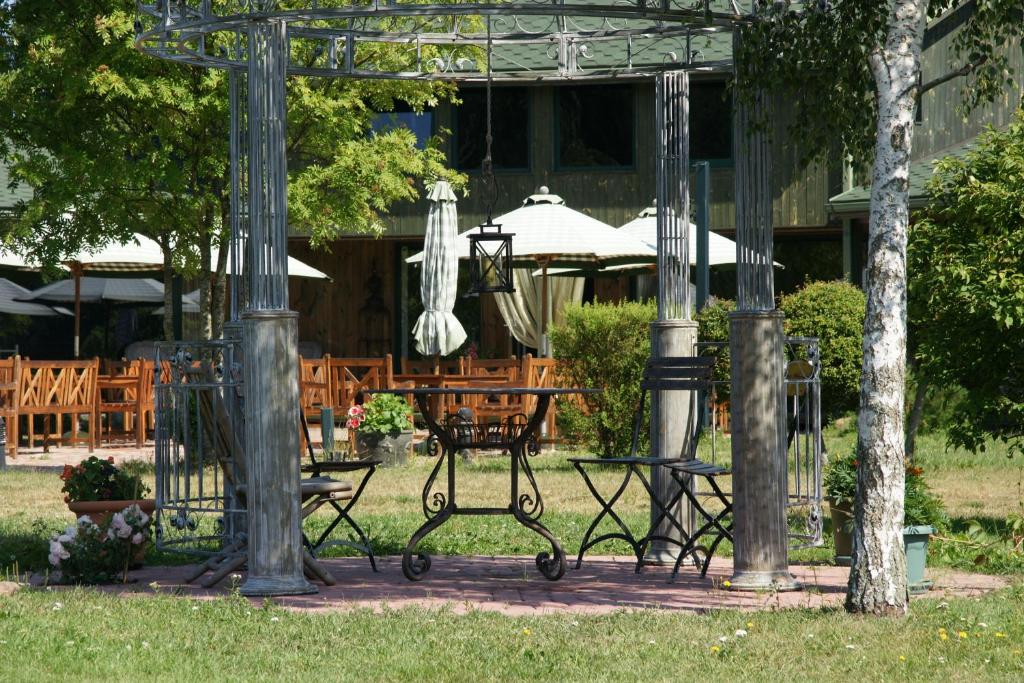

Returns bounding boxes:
[538,257,554,357]
[73,264,82,359]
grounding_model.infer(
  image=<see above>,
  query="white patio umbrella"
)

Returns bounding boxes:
[411,181,466,356]
[16,277,198,356]
[211,248,332,280]
[61,234,166,357]
[0,278,72,317]
[408,188,655,354]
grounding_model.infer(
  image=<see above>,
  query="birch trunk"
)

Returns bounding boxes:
[210,200,231,340]
[845,0,927,615]
[198,229,213,341]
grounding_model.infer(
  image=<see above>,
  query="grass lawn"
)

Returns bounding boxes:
[1,585,1022,681]
[1,425,1022,680]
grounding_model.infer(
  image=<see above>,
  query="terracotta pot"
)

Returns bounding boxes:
[67,499,156,525]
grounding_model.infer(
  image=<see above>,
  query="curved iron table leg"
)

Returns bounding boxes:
[510,394,565,580]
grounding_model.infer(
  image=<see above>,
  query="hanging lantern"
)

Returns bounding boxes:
[468,217,514,294]
[466,19,513,296]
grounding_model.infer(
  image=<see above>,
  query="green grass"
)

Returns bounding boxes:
[2,425,1022,575]
[1,585,1023,681]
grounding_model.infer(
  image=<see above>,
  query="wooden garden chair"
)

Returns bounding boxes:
[18,359,99,452]
[0,355,20,457]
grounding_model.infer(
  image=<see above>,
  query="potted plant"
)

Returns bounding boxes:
[903,464,947,594]
[48,503,152,584]
[823,450,857,566]
[347,394,413,467]
[824,451,947,592]
[60,456,154,523]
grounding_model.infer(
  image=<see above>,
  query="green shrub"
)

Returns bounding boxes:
[779,280,866,422]
[550,301,656,458]
[695,297,735,401]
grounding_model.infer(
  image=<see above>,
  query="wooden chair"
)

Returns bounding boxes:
[0,355,20,457]
[327,355,394,414]
[522,355,560,440]
[18,359,99,452]
[96,359,152,448]
[298,355,332,453]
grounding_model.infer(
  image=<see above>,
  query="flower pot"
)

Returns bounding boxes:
[355,429,412,467]
[67,499,156,526]
[828,498,854,566]
[903,525,935,595]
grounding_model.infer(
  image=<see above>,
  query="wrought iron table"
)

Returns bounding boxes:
[367,387,597,582]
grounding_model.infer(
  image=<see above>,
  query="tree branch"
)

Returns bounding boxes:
[919,54,988,96]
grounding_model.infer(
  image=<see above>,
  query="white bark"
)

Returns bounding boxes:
[846,0,927,615]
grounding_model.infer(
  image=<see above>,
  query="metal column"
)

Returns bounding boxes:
[728,31,799,591]
[239,16,314,597]
[647,70,699,563]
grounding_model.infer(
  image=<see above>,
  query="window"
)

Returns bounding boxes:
[370,101,433,150]
[557,85,635,168]
[454,87,530,171]
[689,81,732,163]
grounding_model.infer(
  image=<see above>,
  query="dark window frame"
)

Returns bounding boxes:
[689,79,734,168]
[553,84,637,172]
[452,86,532,173]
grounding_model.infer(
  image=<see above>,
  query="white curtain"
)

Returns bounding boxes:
[494,268,583,353]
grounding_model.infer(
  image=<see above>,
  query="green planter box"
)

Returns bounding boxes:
[904,525,935,595]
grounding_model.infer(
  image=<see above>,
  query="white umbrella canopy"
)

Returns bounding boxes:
[16,277,188,304]
[211,249,331,280]
[406,188,656,270]
[66,233,165,272]
[411,181,467,356]
[0,278,72,317]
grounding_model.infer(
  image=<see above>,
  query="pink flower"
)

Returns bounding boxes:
[131,532,145,545]
[346,418,361,430]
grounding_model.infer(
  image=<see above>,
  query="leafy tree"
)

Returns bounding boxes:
[0,0,462,341]
[734,1,1020,614]
[780,280,866,422]
[909,114,1024,457]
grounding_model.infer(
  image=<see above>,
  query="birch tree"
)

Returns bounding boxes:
[734,0,1019,614]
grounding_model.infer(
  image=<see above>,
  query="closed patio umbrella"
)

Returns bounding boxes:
[411,181,467,356]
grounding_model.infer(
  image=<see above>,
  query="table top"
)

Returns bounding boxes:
[366,387,600,397]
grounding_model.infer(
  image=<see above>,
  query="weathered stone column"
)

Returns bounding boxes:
[728,29,799,591]
[239,15,314,597]
[645,319,698,562]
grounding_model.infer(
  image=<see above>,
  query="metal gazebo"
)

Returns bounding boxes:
[136,1,800,595]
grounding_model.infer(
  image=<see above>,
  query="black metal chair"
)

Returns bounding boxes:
[569,355,731,577]
[299,413,381,571]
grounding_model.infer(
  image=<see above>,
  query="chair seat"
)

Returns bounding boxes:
[665,459,729,477]
[567,455,672,466]
[300,476,353,496]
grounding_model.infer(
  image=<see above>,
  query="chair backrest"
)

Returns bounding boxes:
[19,360,99,412]
[0,355,19,413]
[630,356,716,458]
[299,355,332,413]
[327,355,394,410]
[466,357,519,381]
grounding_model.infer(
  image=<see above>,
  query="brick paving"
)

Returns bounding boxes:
[38,555,1008,616]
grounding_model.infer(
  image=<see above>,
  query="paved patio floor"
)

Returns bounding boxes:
[36,556,1008,616]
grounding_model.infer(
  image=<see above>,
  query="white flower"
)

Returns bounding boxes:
[734,629,748,638]
[106,528,117,541]
[270,616,280,622]
[718,636,729,643]
[131,533,144,545]
[77,516,92,525]
[48,553,61,567]
[845,644,857,650]
[52,602,63,611]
